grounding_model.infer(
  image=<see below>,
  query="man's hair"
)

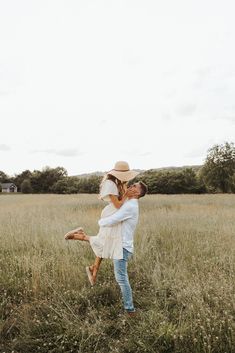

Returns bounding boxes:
[138,181,148,198]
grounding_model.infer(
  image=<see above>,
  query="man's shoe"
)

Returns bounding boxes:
[126,310,137,317]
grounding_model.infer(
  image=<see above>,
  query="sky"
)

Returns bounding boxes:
[0,0,235,176]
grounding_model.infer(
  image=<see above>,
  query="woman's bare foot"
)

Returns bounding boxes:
[86,265,95,286]
[86,265,98,285]
[64,227,86,240]
[71,230,87,241]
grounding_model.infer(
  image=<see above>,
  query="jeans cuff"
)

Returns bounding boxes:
[125,308,136,313]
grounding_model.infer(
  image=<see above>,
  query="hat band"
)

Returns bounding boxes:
[114,169,130,172]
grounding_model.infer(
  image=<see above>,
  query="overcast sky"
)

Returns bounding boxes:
[0,0,235,176]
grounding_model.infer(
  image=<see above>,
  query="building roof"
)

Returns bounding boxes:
[1,183,17,188]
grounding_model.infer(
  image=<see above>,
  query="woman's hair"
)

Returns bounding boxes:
[99,173,126,199]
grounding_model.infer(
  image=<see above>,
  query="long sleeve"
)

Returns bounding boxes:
[98,202,133,227]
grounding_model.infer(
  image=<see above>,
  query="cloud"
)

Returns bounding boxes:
[177,103,197,117]
[98,120,107,127]
[184,141,215,159]
[162,112,171,121]
[210,114,235,123]
[211,84,229,94]
[139,152,152,157]
[32,148,84,157]
[0,91,10,96]
[161,65,180,78]
[223,116,235,123]
[192,66,212,89]
[121,148,152,157]
[123,55,143,67]
[195,66,212,79]
[0,144,11,151]
[217,116,235,123]
[184,148,206,159]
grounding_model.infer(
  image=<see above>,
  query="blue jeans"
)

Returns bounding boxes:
[113,248,135,312]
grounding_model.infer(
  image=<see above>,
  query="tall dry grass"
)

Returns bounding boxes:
[0,194,235,353]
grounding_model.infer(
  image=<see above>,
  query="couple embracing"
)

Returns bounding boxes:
[64,161,147,316]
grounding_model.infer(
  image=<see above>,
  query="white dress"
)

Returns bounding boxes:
[89,180,123,259]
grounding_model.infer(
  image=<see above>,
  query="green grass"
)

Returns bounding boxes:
[0,194,235,353]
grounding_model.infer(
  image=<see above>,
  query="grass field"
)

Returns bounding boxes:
[0,194,235,353]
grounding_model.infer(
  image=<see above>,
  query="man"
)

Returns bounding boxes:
[98,181,147,315]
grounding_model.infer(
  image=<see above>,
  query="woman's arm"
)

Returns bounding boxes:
[99,201,134,227]
[109,193,128,209]
[109,186,138,209]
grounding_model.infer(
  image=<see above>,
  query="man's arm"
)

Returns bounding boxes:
[98,202,133,227]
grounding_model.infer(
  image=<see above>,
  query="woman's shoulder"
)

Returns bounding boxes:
[101,179,118,190]
[100,179,118,197]
[102,179,116,187]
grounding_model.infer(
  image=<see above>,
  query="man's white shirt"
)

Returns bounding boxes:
[98,199,139,253]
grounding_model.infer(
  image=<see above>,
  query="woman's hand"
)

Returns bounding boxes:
[126,187,139,198]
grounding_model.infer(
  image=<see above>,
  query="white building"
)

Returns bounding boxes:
[1,183,18,193]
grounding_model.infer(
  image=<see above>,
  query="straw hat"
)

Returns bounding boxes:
[107,161,140,182]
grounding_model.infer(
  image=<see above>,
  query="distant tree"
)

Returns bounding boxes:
[30,166,68,193]
[179,168,207,193]
[51,175,102,194]
[231,174,235,193]
[0,171,10,183]
[77,175,102,193]
[21,179,33,194]
[51,177,79,194]
[30,170,43,193]
[14,170,32,191]
[131,168,206,194]
[200,142,235,192]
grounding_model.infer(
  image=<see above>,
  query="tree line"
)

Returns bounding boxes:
[1,142,235,194]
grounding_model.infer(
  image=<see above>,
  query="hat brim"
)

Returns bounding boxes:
[108,170,140,182]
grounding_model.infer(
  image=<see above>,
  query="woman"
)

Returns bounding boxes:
[64,161,139,285]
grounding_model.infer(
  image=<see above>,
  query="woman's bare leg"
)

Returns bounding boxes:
[66,230,103,284]
[73,232,103,282]
[89,257,103,283]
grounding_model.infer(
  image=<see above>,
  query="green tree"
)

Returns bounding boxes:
[30,166,68,193]
[51,177,79,194]
[13,170,32,191]
[132,168,206,194]
[51,175,102,194]
[200,142,235,192]
[21,179,33,194]
[0,171,10,183]
[30,170,43,193]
